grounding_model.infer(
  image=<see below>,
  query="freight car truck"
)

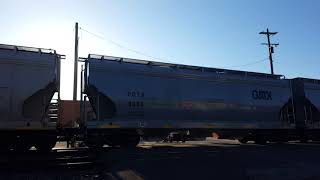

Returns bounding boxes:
[0,44,63,151]
[81,54,320,147]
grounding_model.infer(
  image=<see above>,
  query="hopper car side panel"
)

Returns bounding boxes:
[301,81,320,129]
[0,48,58,129]
[0,44,62,151]
[85,58,293,130]
[0,87,9,122]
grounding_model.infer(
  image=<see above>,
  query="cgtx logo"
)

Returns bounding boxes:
[252,90,272,100]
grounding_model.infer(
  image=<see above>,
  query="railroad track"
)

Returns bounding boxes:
[0,148,105,171]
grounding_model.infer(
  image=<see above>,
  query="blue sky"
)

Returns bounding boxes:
[1,0,319,99]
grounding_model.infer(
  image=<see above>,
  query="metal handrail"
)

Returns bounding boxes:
[0,44,65,59]
[0,43,54,53]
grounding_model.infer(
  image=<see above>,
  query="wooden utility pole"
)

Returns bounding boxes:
[73,22,79,101]
[259,28,279,75]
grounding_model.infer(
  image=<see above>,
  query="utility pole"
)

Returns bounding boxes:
[73,22,79,101]
[259,28,279,75]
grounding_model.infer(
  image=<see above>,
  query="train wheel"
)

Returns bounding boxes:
[182,138,186,143]
[118,135,140,148]
[274,137,288,144]
[14,136,32,152]
[0,141,12,152]
[86,142,104,150]
[238,138,248,144]
[35,141,56,152]
[35,136,57,152]
[300,137,309,143]
[15,143,32,152]
[85,136,104,150]
[254,137,267,145]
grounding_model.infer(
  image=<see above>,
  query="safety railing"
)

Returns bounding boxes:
[86,54,284,80]
[0,43,56,54]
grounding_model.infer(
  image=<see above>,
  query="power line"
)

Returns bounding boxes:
[79,27,170,62]
[79,27,104,39]
[79,26,270,70]
[220,58,269,69]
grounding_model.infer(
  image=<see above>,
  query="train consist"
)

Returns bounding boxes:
[0,43,320,151]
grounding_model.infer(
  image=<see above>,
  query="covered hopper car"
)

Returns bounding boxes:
[81,54,320,147]
[0,44,63,151]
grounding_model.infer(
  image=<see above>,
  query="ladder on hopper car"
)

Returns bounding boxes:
[47,93,59,124]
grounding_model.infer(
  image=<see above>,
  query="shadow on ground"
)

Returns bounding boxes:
[1,140,320,180]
